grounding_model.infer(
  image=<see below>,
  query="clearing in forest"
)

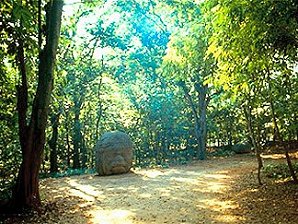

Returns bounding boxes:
[4,154,298,224]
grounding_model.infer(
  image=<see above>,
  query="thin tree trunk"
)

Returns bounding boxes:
[65,110,71,167]
[284,143,298,183]
[227,114,233,146]
[296,116,298,140]
[269,95,280,142]
[72,93,86,169]
[244,105,263,185]
[267,72,297,183]
[73,105,81,169]
[6,0,64,211]
[269,98,297,183]
[49,112,60,173]
[80,134,87,168]
[66,130,71,167]
[95,61,104,141]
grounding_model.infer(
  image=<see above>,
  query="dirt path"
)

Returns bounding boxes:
[40,155,256,224]
[4,154,298,223]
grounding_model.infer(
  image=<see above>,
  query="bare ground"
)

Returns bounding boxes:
[3,154,298,224]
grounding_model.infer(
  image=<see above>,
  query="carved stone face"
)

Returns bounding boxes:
[99,147,133,175]
[95,131,133,175]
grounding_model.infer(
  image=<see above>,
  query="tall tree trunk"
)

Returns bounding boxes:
[196,83,208,160]
[6,0,63,211]
[179,80,207,160]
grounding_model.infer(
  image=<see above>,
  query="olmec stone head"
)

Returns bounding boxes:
[95,131,133,175]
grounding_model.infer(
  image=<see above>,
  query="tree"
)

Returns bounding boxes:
[204,0,298,183]
[162,0,215,160]
[0,0,64,211]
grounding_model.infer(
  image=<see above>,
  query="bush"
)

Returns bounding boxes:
[232,143,252,154]
[208,146,235,157]
[263,163,298,179]
[0,142,21,200]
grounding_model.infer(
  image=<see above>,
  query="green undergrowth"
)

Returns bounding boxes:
[263,163,298,179]
[0,180,14,201]
[39,168,96,179]
[208,147,236,157]
[208,143,252,157]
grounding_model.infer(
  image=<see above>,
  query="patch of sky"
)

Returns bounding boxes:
[63,0,123,59]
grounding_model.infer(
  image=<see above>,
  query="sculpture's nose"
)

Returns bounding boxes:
[112,155,126,167]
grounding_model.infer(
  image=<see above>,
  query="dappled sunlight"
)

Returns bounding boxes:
[158,188,172,197]
[262,152,298,160]
[187,172,233,194]
[262,154,287,159]
[197,198,238,211]
[170,176,198,184]
[248,188,259,193]
[203,173,231,179]
[200,181,227,193]
[138,193,152,198]
[141,169,165,178]
[89,209,136,224]
[191,171,243,223]
[214,214,245,223]
[67,179,103,202]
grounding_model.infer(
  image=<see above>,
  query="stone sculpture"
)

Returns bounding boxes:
[95,131,133,175]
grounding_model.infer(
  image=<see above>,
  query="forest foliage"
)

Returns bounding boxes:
[0,0,297,201]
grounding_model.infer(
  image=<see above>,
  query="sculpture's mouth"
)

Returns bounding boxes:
[111,166,126,174]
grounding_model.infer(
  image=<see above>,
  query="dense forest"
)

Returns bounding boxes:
[0,0,297,222]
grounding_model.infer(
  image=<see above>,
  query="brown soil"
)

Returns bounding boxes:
[3,154,298,224]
